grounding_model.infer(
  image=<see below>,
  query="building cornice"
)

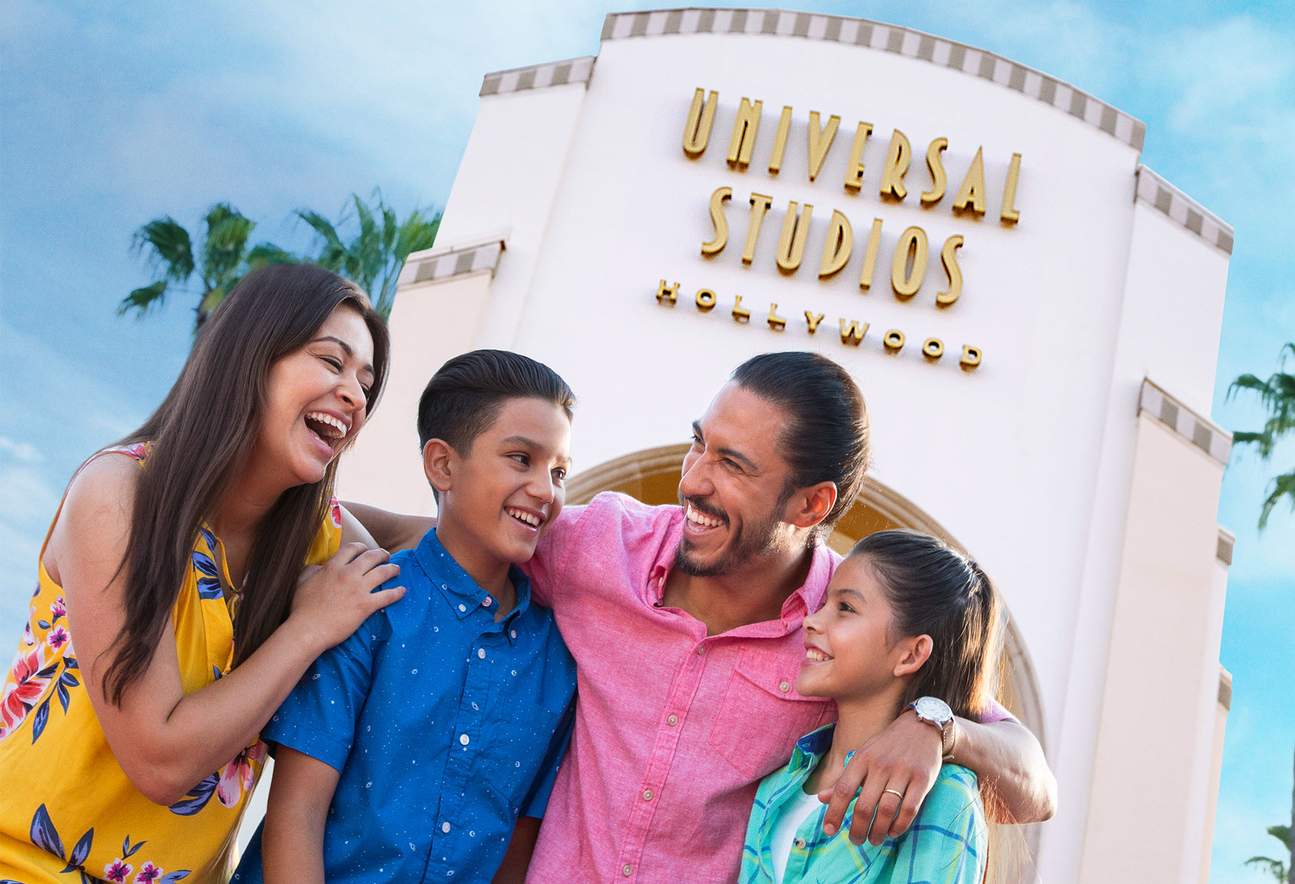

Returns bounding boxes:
[397,237,506,287]
[1135,166,1234,255]
[601,8,1146,150]
[1137,379,1232,466]
[479,56,595,97]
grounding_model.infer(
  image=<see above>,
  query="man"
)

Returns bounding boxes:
[353,351,1056,881]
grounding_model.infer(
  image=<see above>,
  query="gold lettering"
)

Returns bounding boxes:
[890,226,929,299]
[695,289,717,312]
[922,338,944,361]
[952,147,987,217]
[700,186,732,257]
[921,137,948,206]
[1000,152,1022,225]
[883,329,906,353]
[656,279,679,305]
[767,303,787,331]
[843,122,873,193]
[878,129,911,201]
[768,106,793,175]
[726,98,763,170]
[742,193,774,265]
[775,201,814,274]
[960,344,983,371]
[857,218,883,292]
[732,294,752,323]
[683,88,718,158]
[804,311,825,334]
[936,235,964,307]
[818,210,853,280]
[807,111,841,182]
[839,318,869,346]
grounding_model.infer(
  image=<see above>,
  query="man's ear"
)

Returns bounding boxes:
[893,634,933,678]
[423,438,456,495]
[784,480,838,530]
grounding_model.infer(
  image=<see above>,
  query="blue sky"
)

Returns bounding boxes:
[1,2,1291,878]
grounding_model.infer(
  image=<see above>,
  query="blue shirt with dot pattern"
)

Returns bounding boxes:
[234,528,576,883]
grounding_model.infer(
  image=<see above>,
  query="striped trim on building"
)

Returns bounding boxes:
[480,56,595,97]
[1137,379,1232,466]
[1216,529,1235,567]
[1135,166,1234,255]
[397,238,506,287]
[600,8,1146,150]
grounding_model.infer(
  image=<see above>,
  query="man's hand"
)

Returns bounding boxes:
[820,709,941,845]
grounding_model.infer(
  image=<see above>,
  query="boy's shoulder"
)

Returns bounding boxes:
[916,764,984,829]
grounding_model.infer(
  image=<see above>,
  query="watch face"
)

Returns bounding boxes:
[914,696,954,725]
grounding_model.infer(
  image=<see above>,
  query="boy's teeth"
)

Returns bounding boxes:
[507,507,541,527]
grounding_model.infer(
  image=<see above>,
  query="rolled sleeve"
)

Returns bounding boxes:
[262,611,386,772]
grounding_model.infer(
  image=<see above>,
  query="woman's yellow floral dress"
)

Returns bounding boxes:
[0,445,342,883]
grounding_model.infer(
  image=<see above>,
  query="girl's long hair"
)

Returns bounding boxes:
[851,530,1002,720]
[101,264,389,705]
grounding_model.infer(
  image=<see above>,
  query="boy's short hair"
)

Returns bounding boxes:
[417,349,576,452]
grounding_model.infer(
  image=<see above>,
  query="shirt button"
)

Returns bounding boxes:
[779,680,791,693]
[642,789,653,801]
[510,629,518,640]
[696,646,705,656]
[458,603,467,613]
[477,648,487,660]
[622,864,633,877]
[441,821,451,833]
[459,733,470,746]
[795,837,806,849]
[666,714,679,727]
[482,596,492,606]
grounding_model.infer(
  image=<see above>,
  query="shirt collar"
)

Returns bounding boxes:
[414,529,533,622]
[648,509,836,620]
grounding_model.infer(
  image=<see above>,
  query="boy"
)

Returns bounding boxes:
[235,350,578,883]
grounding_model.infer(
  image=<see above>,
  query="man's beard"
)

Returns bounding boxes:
[674,497,786,577]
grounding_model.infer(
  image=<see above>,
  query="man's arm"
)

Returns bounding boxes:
[343,501,434,552]
[261,748,340,884]
[492,817,542,883]
[820,711,1057,845]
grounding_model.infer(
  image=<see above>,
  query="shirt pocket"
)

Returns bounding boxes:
[707,649,832,780]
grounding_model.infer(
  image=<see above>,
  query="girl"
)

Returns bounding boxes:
[0,264,406,882]
[742,530,1002,883]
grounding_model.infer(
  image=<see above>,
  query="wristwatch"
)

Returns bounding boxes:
[908,697,958,761]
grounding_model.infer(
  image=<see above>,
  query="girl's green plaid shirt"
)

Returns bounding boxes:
[740,724,987,883]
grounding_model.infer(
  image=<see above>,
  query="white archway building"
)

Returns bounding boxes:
[340,10,1234,881]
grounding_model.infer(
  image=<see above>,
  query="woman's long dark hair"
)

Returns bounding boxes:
[850,530,1002,721]
[101,264,389,705]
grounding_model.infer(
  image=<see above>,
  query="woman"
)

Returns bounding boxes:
[742,530,1001,883]
[0,264,406,882]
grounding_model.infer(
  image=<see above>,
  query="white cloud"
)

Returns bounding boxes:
[0,437,43,464]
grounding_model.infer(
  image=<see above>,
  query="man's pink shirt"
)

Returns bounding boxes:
[523,493,1009,883]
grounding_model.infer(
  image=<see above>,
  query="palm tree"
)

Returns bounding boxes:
[296,190,439,319]
[1228,343,1295,528]
[1245,824,1291,882]
[120,203,295,332]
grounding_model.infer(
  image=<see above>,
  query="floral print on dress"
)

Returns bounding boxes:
[169,740,267,816]
[26,803,191,884]
[0,646,55,739]
[192,529,224,601]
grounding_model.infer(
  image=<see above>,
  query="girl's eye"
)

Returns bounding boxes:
[690,433,703,448]
[552,467,567,483]
[837,602,856,614]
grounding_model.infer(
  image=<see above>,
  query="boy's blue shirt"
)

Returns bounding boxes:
[234,528,577,884]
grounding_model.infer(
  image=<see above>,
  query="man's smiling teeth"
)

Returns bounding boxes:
[685,503,724,529]
[305,411,348,438]
[506,507,542,527]
[805,648,833,662]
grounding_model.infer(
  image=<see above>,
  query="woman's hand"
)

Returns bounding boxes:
[287,542,404,653]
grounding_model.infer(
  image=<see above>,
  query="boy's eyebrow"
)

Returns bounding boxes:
[311,335,375,377]
[500,435,572,464]
[692,421,758,473]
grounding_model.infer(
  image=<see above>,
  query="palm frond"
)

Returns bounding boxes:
[246,242,301,269]
[1268,824,1292,850]
[1258,469,1295,530]
[130,218,195,282]
[1243,855,1287,882]
[117,280,169,316]
[297,209,347,271]
[199,203,255,293]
